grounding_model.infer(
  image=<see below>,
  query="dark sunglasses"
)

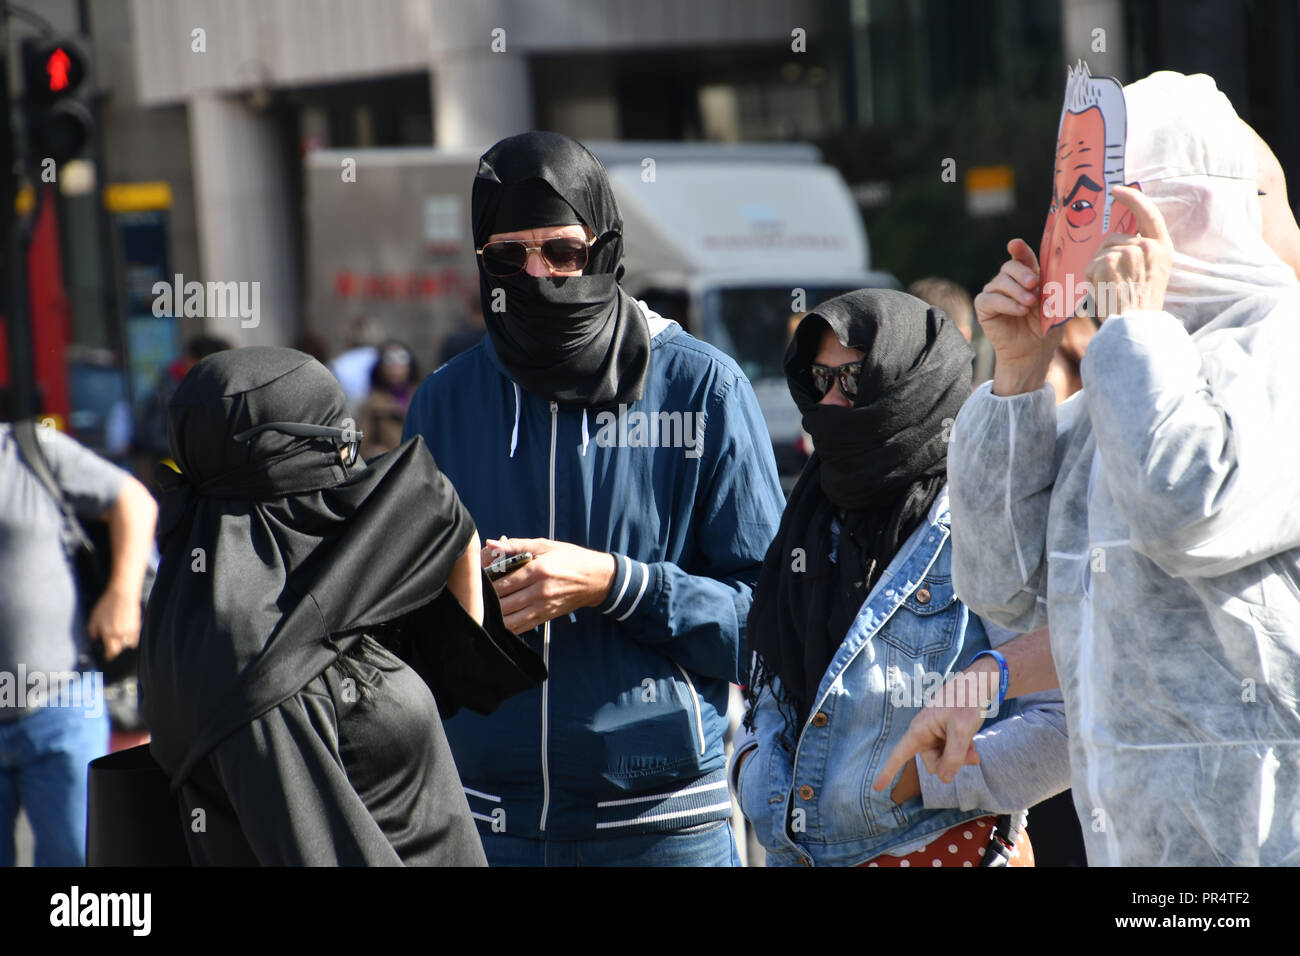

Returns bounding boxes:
[233,421,364,467]
[476,235,595,277]
[809,361,863,402]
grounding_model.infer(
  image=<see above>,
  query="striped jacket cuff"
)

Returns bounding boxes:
[597,552,653,620]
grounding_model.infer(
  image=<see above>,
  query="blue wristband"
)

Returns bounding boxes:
[969,649,1010,710]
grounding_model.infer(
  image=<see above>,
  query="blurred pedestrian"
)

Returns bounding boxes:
[908,277,993,384]
[135,334,231,460]
[438,309,485,366]
[358,341,421,460]
[1,422,156,865]
[329,315,384,414]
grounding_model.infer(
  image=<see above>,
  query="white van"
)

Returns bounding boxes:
[305,142,896,483]
[588,142,898,482]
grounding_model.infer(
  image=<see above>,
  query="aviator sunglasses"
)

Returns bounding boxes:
[233,421,365,467]
[809,360,864,402]
[476,234,597,277]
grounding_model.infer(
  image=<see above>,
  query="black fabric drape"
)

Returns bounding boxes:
[746,290,973,732]
[140,348,542,791]
[471,131,650,409]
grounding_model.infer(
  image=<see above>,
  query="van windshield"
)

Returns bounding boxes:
[701,286,863,383]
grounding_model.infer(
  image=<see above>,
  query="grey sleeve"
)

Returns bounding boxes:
[946,381,1060,633]
[1083,309,1300,577]
[41,429,128,520]
[918,622,1070,813]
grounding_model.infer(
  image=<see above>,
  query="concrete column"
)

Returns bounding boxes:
[1060,0,1128,81]
[432,51,533,148]
[186,93,298,346]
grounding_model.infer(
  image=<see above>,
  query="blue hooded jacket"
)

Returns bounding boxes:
[403,306,785,839]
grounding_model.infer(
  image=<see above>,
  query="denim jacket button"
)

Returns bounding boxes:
[797,784,815,800]
[916,587,932,604]
[811,711,828,727]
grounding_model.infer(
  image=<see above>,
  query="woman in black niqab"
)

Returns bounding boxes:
[140,347,544,865]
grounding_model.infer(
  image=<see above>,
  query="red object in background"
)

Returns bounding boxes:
[46,47,72,92]
[24,186,72,421]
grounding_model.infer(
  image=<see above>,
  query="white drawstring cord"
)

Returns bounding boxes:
[510,382,520,458]
[581,409,589,456]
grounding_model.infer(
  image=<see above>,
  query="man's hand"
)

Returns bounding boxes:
[873,655,1002,794]
[889,757,922,804]
[873,629,1058,795]
[484,536,616,634]
[873,693,984,795]
[976,238,1068,396]
[89,474,157,661]
[1085,185,1174,320]
[87,584,141,661]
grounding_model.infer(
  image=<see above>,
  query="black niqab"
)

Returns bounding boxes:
[472,131,650,408]
[140,348,534,789]
[746,290,973,732]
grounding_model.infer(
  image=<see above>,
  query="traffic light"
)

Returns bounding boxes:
[21,36,94,166]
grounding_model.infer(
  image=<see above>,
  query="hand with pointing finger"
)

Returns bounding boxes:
[1085,185,1174,320]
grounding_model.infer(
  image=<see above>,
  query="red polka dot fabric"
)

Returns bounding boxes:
[856,816,1035,867]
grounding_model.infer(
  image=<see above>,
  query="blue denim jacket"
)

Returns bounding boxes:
[736,489,1022,866]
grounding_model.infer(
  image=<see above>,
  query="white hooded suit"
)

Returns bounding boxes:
[948,72,1300,865]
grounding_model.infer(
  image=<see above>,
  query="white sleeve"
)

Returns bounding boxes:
[1082,306,1300,577]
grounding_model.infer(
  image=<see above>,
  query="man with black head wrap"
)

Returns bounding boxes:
[403,131,785,866]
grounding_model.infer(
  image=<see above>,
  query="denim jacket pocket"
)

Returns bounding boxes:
[876,574,962,666]
[859,575,964,837]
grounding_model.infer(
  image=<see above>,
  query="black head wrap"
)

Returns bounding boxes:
[472,131,650,408]
[141,348,543,789]
[746,289,973,733]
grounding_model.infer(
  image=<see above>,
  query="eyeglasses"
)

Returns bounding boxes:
[476,235,595,277]
[809,361,864,402]
[233,421,365,467]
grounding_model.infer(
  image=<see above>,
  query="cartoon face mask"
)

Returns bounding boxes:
[1039,62,1137,332]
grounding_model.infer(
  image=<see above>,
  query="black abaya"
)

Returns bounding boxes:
[141,348,544,866]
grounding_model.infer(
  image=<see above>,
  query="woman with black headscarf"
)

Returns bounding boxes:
[139,347,544,866]
[732,289,1070,867]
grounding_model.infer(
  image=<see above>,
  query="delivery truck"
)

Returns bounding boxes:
[305,141,897,484]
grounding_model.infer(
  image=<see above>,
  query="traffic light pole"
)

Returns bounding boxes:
[0,4,35,421]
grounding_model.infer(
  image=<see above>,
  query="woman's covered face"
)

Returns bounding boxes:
[813,327,866,408]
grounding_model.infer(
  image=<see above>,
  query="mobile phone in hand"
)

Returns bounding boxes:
[486,551,533,581]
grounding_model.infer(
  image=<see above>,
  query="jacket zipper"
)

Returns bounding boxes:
[674,663,707,756]
[539,400,558,831]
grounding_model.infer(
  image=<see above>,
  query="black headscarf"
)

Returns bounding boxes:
[472,131,650,408]
[746,290,974,733]
[140,348,533,789]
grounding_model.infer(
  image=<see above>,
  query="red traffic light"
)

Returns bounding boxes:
[23,37,88,103]
[47,48,72,92]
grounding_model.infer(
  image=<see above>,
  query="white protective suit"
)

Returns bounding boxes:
[947,72,1300,866]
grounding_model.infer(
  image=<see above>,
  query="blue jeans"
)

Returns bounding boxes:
[0,701,110,866]
[478,819,741,867]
